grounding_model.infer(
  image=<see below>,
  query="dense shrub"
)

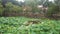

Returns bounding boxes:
[0,17,60,34]
[46,5,59,18]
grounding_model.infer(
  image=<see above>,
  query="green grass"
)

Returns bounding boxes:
[0,17,60,34]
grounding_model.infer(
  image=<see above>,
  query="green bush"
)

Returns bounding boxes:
[5,2,22,13]
[46,5,59,17]
[0,17,60,34]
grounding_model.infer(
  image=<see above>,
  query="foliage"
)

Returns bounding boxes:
[46,4,59,17]
[5,2,22,13]
[0,0,59,17]
[0,3,4,16]
[0,17,60,34]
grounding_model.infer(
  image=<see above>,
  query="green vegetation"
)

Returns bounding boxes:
[0,3,4,16]
[0,0,60,18]
[0,17,60,34]
[0,0,60,34]
[5,2,22,12]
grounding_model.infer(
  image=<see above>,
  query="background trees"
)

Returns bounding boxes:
[46,0,60,18]
[0,0,60,18]
[0,0,4,16]
[3,2,22,16]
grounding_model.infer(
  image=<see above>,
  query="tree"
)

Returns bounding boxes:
[3,2,22,16]
[0,0,4,16]
[24,0,41,13]
[45,0,60,18]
